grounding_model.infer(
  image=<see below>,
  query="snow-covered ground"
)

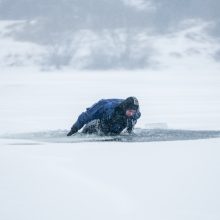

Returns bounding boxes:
[0,68,220,220]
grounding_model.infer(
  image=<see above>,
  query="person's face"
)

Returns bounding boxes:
[125,109,137,117]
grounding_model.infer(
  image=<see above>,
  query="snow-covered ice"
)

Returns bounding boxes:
[0,68,220,220]
[1,138,220,220]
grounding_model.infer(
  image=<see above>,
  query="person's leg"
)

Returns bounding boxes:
[82,119,101,134]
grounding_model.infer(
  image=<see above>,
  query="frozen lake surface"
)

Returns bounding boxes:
[0,69,220,220]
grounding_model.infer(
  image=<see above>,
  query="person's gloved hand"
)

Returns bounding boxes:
[126,126,133,134]
[67,126,78,136]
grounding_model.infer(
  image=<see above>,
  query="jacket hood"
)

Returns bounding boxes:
[117,97,139,113]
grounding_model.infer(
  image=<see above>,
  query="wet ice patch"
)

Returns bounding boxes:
[1,128,220,143]
[133,128,220,142]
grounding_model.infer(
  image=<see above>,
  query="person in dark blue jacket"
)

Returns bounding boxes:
[67,97,141,136]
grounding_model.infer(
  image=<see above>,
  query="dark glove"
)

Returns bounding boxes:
[126,119,136,134]
[127,127,133,134]
[67,126,78,136]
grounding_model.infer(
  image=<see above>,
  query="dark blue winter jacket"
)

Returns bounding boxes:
[74,99,141,134]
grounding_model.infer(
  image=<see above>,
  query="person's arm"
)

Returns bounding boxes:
[126,119,137,133]
[67,100,105,136]
[126,110,141,133]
